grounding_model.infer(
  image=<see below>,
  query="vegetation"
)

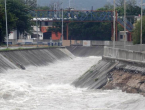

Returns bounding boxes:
[48,0,142,41]
[0,0,33,44]
[132,16,145,44]
[0,46,58,51]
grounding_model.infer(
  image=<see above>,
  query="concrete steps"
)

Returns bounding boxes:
[0,48,72,73]
[72,60,118,89]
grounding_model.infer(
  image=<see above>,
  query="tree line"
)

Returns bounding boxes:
[49,0,144,43]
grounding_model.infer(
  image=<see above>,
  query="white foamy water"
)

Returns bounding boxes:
[0,56,145,110]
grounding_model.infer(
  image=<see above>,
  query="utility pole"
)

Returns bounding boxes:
[141,0,143,44]
[124,0,126,49]
[113,0,116,53]
[36,0,38,47]
[5,0,8,49]
[36,12,39,47]
[61,3,63,46]
[69,0,71,8]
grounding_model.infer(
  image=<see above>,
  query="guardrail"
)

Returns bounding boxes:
[92,41,133,46]
[104,46,145,62]
[108,44,145,52]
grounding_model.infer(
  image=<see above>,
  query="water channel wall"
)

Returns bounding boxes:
[0,47,72,73]
[66,46,104,57]
[104,46,145,62]
[72,59,118,89]
[1,45,145,95]
[112,44,145,52]
[0,46,105,73]
[73,46,145,95]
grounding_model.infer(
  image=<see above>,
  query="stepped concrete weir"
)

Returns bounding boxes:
[0,46,104,72]
[0,47,73,72]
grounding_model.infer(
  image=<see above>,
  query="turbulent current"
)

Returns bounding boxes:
[0,56,145,110]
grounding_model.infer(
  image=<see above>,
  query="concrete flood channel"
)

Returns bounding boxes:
[0,46,145,110]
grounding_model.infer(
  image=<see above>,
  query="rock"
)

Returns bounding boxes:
[103,69,145,96]
[125,87,138,93]
[140,83,145,92]
[126,74,141,89]
[103,83,115,90]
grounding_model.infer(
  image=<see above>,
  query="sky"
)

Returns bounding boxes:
[37,0,145,10]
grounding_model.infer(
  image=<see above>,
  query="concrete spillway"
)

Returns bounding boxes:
[66,46,104,57]
[72,59,118,89]
[0,46,104,72]
[0,47,72,72]
[0,54,18,73]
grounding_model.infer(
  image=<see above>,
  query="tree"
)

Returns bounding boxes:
[6,0,33,34]
[0,2,17,44]
[48,21,112,41]
[116,0,124,7]
[48,1,62,10]
[132,16,145,44]
[0,0,33,43]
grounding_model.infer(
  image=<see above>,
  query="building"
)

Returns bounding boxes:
[32,18,61,41]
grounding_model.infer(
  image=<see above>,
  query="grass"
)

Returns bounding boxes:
[0,46,62,51]
[95,78,98,82]
[90,70,93,73]
[0,48,12,51]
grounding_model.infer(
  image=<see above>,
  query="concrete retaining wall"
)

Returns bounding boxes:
[72,59,118,89]
[92,41,133,46]
[66,46,104,57]
[63,40,133,46]
[0,47,72,73]
[125,44,145,52]
[0,54,18,73]
[108,44,145,52]
[72,46,145,95]
[104,46,145,62]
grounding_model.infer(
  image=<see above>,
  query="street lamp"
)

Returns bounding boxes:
[5,0,8,48]
[69,0,71,8]
[124,0,126,49]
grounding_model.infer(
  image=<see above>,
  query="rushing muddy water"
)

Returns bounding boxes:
[0,56,145,110]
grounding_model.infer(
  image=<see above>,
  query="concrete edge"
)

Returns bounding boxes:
[0,46,66,52]
[103,56,145,66]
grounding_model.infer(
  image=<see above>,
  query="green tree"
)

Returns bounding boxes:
[6,0,33,34]
[132,16,145,44]
[0,0,33,43]
[0,3,17,44]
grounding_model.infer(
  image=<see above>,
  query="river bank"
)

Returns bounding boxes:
[103,69,145,96]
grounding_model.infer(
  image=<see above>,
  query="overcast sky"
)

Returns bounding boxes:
[37,0,145,10]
